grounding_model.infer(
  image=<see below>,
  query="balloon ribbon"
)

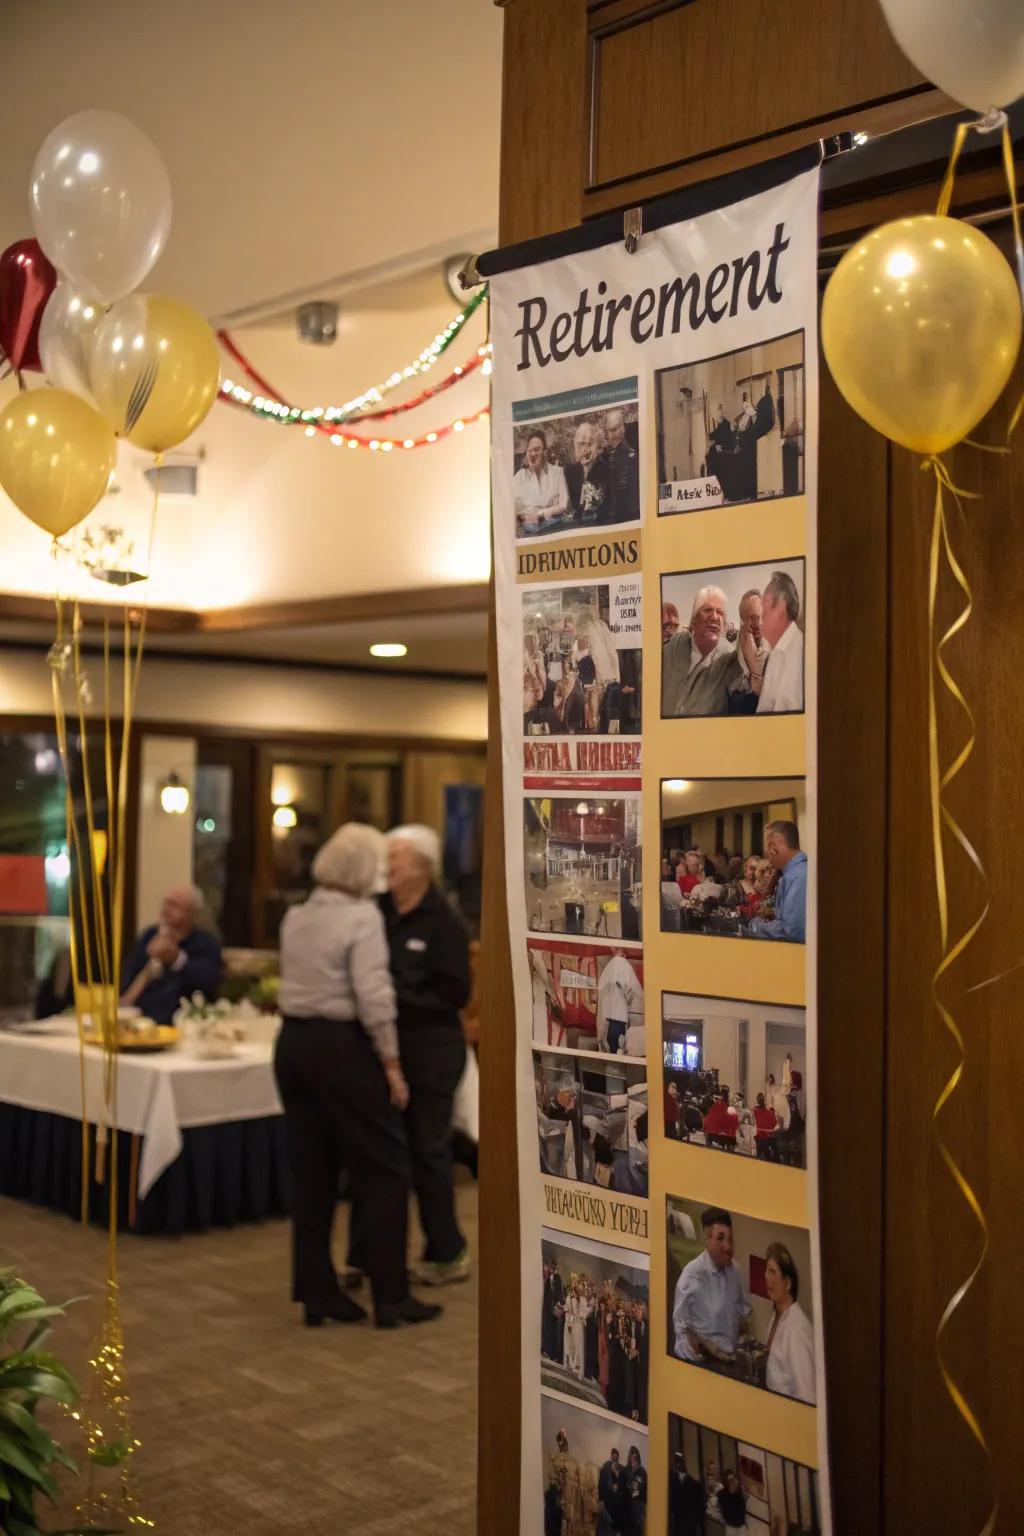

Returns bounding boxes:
[923,455,996,1536]
[48,477,160,1526]
[938,114,1024,443]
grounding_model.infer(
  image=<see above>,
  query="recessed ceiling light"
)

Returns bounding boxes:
[370,643,408,659]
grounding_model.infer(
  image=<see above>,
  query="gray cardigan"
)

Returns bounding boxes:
[278,887,399,1062]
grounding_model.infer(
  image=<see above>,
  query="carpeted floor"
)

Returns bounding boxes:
[1,1177,478,1535]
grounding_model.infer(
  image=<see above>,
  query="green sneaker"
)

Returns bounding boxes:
[413,1248,472,1286]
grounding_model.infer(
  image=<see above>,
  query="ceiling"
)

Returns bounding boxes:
[0,1,502,647]
[0,0,502,320]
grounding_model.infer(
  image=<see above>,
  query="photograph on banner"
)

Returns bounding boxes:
[541,1228,650,1425]
[529,937,646,1059]
[666,1195,817,1406]
[513,377,640,539]
[522,578,642,747]
[660,558,805,719]
[663,993,807,1168]
[542,1393,649,1536]
[660,778,806,944]
[668,1410,822,1536]
[526,793,642,940]
[535,1049,649,1198]
[656,329,805,516]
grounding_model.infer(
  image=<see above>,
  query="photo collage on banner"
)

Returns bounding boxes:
[490,148,826,1536]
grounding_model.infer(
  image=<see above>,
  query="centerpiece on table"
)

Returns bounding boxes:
[173,992,239,1060]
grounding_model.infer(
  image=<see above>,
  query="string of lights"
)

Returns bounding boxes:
[218,386,490,449]
[216,282,488,424]
[218,341,490,427]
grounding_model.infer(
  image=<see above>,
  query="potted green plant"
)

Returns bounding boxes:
[0,1270,114,1535]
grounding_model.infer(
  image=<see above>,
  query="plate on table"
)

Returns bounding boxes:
[83,1023,180,1052]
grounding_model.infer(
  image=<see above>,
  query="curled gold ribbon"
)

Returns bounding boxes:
[48,484,159,1526]
[924,455,997,1536]
[940,115,1024,450]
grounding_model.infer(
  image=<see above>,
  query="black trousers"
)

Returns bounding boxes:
[402,1023,467,1262]
[274,1017,410,1308]
[350,1022,467,1268]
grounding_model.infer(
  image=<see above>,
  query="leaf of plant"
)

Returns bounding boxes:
[0,1290,44,1321]
[20,1322,54,1355]
[0,1428,46,1482]
[19,1352,76,1386]
[0,1400,54,1459]
[0,1468,11,1499]
[0,1368,78,1404]
[1,1520,35,1536]
[6,1467,37,1515]
[10,1307,68,1325]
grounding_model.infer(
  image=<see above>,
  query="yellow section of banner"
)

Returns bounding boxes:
[540,1181,650,1254]
[515,527,642,584]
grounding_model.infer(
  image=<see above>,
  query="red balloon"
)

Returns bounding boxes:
[0,238,57,373]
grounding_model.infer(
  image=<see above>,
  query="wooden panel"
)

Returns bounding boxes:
[498,0,588,246]
[588,0,924,191]
[0,590,199,633]
[884,342,1024,1534]
[0,582,490,638]
[583,87,955,219]
[816,363,889,1533]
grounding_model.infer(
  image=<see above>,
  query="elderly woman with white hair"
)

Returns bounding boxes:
[361,823,473,1286]
[275,822,441,1330]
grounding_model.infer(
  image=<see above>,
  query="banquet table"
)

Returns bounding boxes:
[0,1021,289,1233]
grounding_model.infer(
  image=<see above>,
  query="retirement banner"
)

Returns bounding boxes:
[490,152,828,1536]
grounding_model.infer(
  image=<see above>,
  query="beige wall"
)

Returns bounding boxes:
[136,736,196,929]
[0,651,487,742]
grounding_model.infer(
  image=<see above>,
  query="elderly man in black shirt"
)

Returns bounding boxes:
[380,822,472,1285]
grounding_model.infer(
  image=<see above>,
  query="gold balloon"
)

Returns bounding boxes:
[0,387,117,538]
[822,215,1022,454]
[90,293,220,453]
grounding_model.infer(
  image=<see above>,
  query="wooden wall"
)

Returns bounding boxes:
[480,2,1023,1532]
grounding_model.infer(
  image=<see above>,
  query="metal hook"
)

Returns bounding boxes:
[456,255,482,291]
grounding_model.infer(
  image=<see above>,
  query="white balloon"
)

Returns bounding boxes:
[30,110,172,304]
[87,293,152,432]
[879,0,1024,112]
[39,281,105,402]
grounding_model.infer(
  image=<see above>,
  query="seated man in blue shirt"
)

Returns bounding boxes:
[672,1206,751,1366]
[749,820,807,943]
[120,885,222,1024]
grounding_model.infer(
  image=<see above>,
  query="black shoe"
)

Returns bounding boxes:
[374,1296,443,1329]
[304,1295,367,1327]
[337,1267,365,1291]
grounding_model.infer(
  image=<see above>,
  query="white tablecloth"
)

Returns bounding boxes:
[0,1025,283,1197]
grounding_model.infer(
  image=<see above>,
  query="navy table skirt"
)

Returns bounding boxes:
[0,1101,291,1234]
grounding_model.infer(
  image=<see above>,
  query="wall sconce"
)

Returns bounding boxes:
[160,773,190,815]
[272,804,298,830]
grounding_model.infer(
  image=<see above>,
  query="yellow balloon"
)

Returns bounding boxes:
[822,215,1022,454]
[0,387,117,538]
[90,293,220,453]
